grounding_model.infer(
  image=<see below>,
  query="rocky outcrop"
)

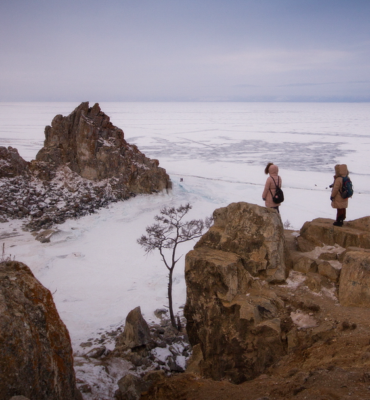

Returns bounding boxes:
[0,261,81,400]
[0,147,29,178]
[35,102,170,193]
[195,202,292,283]
[0,102,171,230]
[299,217,370,250]
[184,202,292,384]
[144,221,370,400]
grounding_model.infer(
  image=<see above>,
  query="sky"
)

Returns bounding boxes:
[1,0,370,102]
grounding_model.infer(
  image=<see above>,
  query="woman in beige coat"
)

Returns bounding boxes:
[330,164,349,226]
[262,162,282,213]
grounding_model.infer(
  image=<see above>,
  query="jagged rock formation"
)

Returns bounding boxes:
[35,102,170,193]
[0,261,82,400]
[184,202,292,383]
[0,102,171,230]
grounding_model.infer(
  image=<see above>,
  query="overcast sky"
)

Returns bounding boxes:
[1,0,369,102]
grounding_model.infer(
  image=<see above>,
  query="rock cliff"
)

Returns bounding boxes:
[0,102,171,230]
[0,261,82,400]
[184,202,292,383]
[158,206,370,399]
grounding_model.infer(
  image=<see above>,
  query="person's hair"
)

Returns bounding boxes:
[264,162,274,175]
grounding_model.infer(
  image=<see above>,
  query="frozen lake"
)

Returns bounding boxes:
[0,101,369,350]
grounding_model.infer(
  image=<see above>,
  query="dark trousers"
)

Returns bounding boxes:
[336,208,346,222]
[271,206,280,214]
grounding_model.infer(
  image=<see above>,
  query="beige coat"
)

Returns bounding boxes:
[331,164,349,209]
[262,165,282,208]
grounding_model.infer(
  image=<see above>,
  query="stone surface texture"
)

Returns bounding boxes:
[184,202,292,384]
[339,249,370,307]
[299,217,370,250]
[0,261,82,400]
[194,202,292,283]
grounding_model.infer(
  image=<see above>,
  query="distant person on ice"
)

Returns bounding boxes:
[330,164,349,227]
[262,162,283,213]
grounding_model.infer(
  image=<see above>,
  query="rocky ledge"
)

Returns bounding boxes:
[0,103,171,231]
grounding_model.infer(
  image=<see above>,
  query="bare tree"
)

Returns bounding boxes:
[137,203,212,329]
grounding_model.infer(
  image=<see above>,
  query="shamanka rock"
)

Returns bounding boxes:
[35,102,170,194]
[0,102,171,231]
[0,261,82,400]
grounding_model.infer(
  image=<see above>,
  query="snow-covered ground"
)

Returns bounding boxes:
[0,101,369,352]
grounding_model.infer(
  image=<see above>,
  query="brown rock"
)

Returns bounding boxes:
[0,147,29,178]
[296,235,316,252]
[195,202,291,283]
[300,217,370,250]
[115,370,165,400]
[339,250,370,307]
[116,306,151,349]
[184,246,286,384]
[35,102,170,194]
[318,252,338,261]
[304,272,333,293]
[0,261,81,400]
[317,261,340,282]
[293,255,318,274]
[186,344,203,375]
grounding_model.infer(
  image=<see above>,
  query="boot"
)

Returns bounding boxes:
[333,220,343,227]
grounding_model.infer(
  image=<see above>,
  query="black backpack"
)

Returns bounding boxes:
[270,177,284,204]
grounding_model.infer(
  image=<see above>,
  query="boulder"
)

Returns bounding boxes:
[0,147,29,178]
[195,202,292,283]
[317,261,340,282]
[300,217,370,250]
[184,245,286,384]
[116,306,151,349]
[0,261,81,400]
[293,255,318,274]
[115,370,165,400]
[339,249,370,307]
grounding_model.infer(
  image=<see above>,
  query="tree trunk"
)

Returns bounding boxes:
[168,267,177,328]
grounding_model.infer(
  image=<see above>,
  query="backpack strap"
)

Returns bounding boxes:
[269,176,280,199]
[271,176,280,188]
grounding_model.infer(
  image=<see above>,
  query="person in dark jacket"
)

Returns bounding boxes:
[330,164,349,227]
[262,162,282,213]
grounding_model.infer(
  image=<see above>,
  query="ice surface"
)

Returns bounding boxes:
[0,102,369,352]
